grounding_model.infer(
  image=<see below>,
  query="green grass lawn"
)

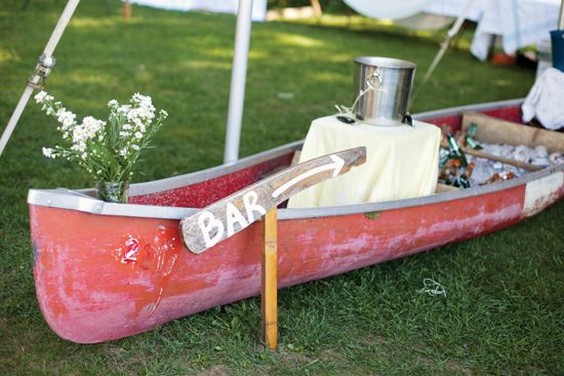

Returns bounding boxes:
[1,1,562,375]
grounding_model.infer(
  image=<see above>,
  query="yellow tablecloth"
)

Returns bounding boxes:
[287,116,441,208]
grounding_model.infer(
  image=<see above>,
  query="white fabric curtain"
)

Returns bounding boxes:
[129,0,268,21]
[343,0,437,20]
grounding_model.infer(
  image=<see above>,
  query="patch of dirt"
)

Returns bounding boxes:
[418,355,474,376]
[196,365,231,376]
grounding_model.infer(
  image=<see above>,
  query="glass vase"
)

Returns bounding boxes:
[96,181,129,203]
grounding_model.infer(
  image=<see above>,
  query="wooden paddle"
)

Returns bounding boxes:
[180,146,366,254]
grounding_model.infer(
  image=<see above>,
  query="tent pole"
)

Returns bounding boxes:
[422,0,476,85]
[559,0,564,29]
[224,0,253,164]
[0,0,81,158]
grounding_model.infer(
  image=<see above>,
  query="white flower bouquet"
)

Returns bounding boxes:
[35,91,168,202]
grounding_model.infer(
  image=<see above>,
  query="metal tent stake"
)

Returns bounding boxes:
[261,207,278,350]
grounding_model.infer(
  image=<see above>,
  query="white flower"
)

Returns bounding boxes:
[117,105,131,115]
[56,108,76,129]
[36,91,167,197]
[82,116,105,139]
[42,147,55,158]
[35,91,49,103]
[132,93,153,110]
[131,117,146,130]
[128,108,154,125]
[71,141,86,152]
[72,126,86,144]
[45,106,56,116]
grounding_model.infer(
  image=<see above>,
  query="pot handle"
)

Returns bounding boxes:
[366,71,383,89]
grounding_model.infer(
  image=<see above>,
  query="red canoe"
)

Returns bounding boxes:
[28,99,564,343]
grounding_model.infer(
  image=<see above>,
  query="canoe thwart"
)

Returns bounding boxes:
[462,112,564,153]
[439,140,542,172]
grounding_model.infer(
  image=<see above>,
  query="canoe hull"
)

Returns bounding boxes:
[30,171,563,343]
[29,99,564,343]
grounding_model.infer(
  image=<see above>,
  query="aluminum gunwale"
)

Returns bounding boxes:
[26,164,564,220]
[413,98,524,121]
[28,99,562,221]
[27,140,303,220]
[130,140,304,196]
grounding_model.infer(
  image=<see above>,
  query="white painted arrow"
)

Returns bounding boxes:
[271,155,345,198]
[180,147,366,254]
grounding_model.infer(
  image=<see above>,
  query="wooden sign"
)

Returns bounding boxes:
[180,147,367,254]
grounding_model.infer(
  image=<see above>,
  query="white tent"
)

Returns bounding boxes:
[346,0,562,61]
[343,0,436,20]
[3,0,563,159]
[343,0,562,84]
[0,0,255,163]
[128,0,267,21]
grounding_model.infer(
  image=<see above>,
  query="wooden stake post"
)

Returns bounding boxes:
[180,147,366,349]
[261,207,278,349]
[124,0,132,20]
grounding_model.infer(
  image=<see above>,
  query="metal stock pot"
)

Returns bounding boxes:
[352,56,416,126]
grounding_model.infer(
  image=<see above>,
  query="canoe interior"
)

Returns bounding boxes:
[129,152,295,208]
[419,105,523,132]
[126,102,523,208]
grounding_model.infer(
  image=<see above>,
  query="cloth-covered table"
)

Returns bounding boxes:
[287,116,441,208]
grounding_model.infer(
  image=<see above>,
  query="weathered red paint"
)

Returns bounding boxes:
[30,184,533,343]
[129,154,294,208]
[29,101,564,343]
